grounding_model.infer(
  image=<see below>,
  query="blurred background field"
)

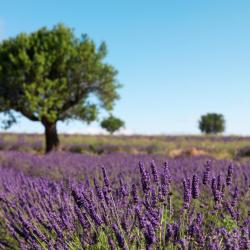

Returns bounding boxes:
[1,133,250,160]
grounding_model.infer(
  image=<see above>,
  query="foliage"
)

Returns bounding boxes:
[0,23,121,152]
[101,115,124,134]
[199,113,225,134]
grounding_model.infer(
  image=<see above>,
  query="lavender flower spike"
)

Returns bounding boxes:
[192,174,200,199]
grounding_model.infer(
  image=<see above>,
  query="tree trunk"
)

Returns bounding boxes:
[44,122,59,153]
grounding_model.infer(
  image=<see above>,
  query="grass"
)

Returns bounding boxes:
[1,133,250,159]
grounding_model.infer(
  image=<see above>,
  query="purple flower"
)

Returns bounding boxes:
[135,206,147,229]
[192,175,200,199]
[144,221,156,247]
[131,184,139,204]
[139,162,150,194]
[217,175,222,191]
[89,205,104,226]
[203,160,211,185]
[224,202,237,220]
[101,167,111,189]
[151,187,158,207]
[173,223,180,243]
[94,178,104,200]
[163,161,171,183]
[74,205,91,229]
[226,164,233,186]
[150,160,159,184]
[231,186,239,207]
[165,224,173,242]
[214,189,222,203]
[108,236,116,250]
[196,213,203,226]
[119,178,129,197]
[112,224,127,250]
[211,177,216,193]
[145,208,159,229]
[103,186,112,206]
[183,178,191,209]
[157,187,164,202]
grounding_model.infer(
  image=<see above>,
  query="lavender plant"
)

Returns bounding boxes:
[0,153,249,249]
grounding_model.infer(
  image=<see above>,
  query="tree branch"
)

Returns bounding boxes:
[17,109,39,122]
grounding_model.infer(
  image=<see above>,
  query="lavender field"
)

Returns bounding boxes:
[1,0,250,248]
[0,145,250,249]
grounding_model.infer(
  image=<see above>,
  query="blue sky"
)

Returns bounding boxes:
[1,0,250,135]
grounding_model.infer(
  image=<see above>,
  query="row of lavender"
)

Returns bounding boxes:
[0,152,250,249]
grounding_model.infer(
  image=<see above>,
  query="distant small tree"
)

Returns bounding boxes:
[199,113,225,134]
[101,115,124,134]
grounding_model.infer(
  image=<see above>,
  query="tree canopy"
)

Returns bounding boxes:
[199,113,225,134]
[0,23,121,152]
[101,115,124,134]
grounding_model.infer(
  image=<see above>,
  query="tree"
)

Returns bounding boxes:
[0,24,121,153]
[198,113,225,134]
[101,115,124,134]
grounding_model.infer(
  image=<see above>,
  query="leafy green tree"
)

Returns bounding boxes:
[101,115,124,134]
[0,24,121,152]
[199,113,225,134]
